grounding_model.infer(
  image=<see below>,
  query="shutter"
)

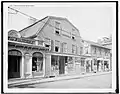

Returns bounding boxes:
[50,40,54,52]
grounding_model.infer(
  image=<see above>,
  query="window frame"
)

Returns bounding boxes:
[54,21,61,35]
[72,44,76,54]
[54,40,60,52]
[63,42,67,53]
[44,38,51,50]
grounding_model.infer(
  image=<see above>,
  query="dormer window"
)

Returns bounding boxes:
[55,21,60,35]
[72,36,75,40]
[55,30,60,35]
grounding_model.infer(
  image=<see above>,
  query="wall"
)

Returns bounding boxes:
[36,17,83,55]
[91,45,110,59]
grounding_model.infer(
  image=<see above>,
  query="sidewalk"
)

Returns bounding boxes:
[8,71,112,88]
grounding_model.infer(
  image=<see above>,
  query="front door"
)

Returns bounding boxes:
[59,56,65,74]
[8,55,21,79]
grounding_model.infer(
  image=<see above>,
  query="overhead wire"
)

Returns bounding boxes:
[8,7,82,38]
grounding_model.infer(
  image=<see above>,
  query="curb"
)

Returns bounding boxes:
[8,71,112,88]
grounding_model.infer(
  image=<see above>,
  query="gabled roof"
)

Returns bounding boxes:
[19,16,79,38]
[83,40,111,50]
[19,16,49,38]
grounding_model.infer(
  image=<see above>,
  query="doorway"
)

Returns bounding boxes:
[8,50,22,79]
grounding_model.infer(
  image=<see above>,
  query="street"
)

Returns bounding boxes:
[16,72,112,88]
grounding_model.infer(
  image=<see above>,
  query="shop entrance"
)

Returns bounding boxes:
[59,56,65,74]
[8,50,22,79]
[104,61,109,71]
[32,52,43,77]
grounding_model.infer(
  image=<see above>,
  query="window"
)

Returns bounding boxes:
[85,47,89,54]
[72,44,76,54]
[44,38,51,50]
[94,47,96,54]
[55,40,60,52]
[71,29,76,40]
[72,36,75,40]
[55,21,60,35]
[80,47,83,55]
[99,48,101,55]
[63,42,67,53]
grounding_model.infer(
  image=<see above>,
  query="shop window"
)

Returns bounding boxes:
[81,60,85,66]
[51,55,59,73]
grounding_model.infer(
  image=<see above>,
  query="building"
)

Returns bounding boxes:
[97,35,112,70]
[8,16,85,79]
[8,16,111,79]
[82,40,111,73]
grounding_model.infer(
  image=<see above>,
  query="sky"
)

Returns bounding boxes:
[9,3,115,42]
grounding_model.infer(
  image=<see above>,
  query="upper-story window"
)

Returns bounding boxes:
[55,40,60,52]
[80,47,83,55]
[63,42,67,53]
[44,38,51,50]
[55,21,61,35]
[72,35,75,40]
[71,29,76,40]
[72,44,76,54]
[94,47,97,54]
[99,48,101,55]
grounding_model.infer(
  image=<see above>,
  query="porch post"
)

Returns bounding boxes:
[84,59,86,73]
[20,55,24,78]
[24,54,32,78]
[44,53,51,77]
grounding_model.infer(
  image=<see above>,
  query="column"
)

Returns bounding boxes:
[24,54,32,78]
[108,59,110,71]
[20,55,24,78]
[72,56,76,72]
[103,60,105,71]
[44,54,51,78]
[84,59,87,73]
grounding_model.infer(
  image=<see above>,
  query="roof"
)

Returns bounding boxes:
[83,40,111,50]
[19,16,79,38]
[19,16,49,38]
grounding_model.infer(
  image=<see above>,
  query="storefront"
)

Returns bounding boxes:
[51,55,76,76]
[8,36,49,79]
[103,59,110,71]
[85,58,92,73]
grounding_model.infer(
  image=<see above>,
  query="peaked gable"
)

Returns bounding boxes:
[19,16,49,38]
